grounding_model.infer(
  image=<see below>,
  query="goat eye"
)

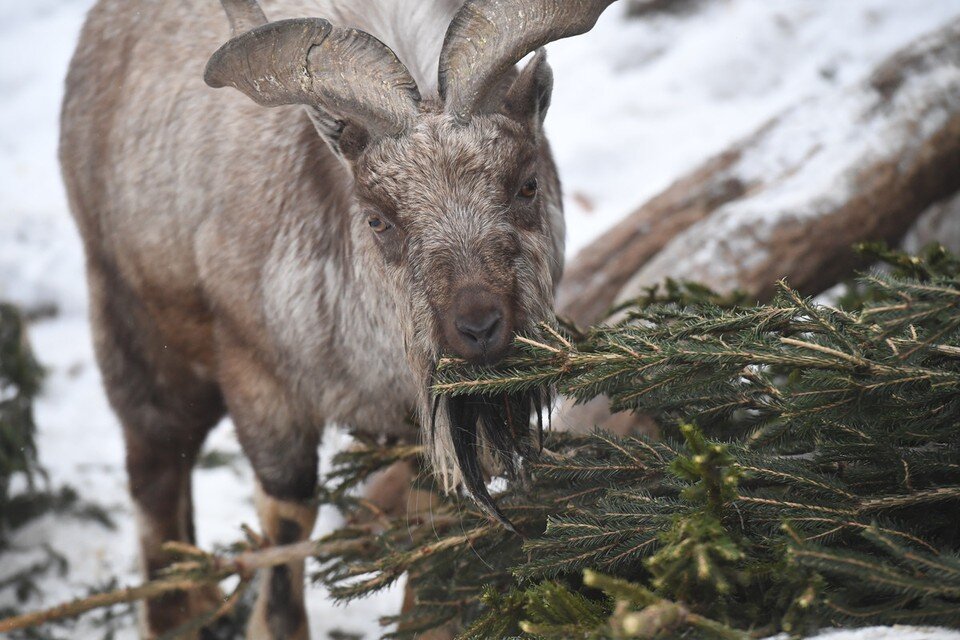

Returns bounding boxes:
[518,178,538,199]
[368,216,392,233]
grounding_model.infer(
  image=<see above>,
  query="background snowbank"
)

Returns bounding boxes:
[2,1,959,637]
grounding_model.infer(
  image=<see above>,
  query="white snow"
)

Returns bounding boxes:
[2,1,959,638]
[794,629,960,640]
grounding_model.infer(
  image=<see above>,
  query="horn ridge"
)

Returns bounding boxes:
[439,0,617,121]
[309,25,422,131]
[205,18,421,138]
[205,18,331,105]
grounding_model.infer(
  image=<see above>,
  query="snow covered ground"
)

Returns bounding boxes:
[2,1,959,638]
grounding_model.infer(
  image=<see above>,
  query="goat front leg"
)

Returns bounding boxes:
[218,343,319,640]
[249,481,318,640]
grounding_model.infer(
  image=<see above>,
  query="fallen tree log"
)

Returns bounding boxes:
[558,18,960,326]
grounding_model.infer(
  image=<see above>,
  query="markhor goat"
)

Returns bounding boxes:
[60,0,615,636]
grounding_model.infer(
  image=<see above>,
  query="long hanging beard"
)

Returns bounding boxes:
[430,388,550,533]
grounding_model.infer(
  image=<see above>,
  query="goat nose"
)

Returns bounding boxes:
[455,309,502,346]
[444,286,513,364]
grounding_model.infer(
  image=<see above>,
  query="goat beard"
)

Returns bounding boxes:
[428,387,550,533]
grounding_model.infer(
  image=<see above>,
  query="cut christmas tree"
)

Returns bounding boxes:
[318,245,960,639]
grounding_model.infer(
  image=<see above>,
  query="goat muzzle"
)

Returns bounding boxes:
[442,285,513,365]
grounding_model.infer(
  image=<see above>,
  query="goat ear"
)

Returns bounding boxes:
[503,49,553,128]
[305,107,370,164]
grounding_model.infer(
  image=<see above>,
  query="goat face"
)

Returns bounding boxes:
[354,105,561,367]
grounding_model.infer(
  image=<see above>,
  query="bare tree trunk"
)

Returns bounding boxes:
[558,18,960,327]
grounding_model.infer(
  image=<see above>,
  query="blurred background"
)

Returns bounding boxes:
[1,0,959,637]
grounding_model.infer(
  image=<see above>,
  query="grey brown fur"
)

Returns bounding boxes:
[60,0,613,636]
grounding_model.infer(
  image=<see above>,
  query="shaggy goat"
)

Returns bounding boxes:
[60,0,615,636]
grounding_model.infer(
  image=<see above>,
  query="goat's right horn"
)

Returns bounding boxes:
[205,18,421,139]
[439,0,617,122]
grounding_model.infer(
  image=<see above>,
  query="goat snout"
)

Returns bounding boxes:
[456,305,502,346]
[444,286,512,364]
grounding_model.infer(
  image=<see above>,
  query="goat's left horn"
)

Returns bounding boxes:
[438,0,617,122]
[205,18,421,139]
